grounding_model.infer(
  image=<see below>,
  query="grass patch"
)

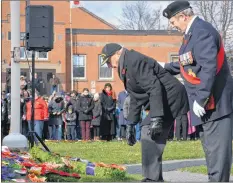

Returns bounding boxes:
[45,140,205,164]
[180,165,233,175]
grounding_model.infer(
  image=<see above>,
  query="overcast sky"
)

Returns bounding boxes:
[80,1,171,27]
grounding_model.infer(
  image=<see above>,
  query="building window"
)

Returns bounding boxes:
[20,32,26,40]
[2,32,4,40]
[20,47,48,60]
[73,55,86,79]
[170,54,179,62]
[170,54,183,83]
[38,51,48,60]
[8,32,11,40]
[98,55,113,80]
[58,34,63,40]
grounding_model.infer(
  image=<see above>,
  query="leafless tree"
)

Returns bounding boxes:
[118,1,162,30]
[191,1,233,50]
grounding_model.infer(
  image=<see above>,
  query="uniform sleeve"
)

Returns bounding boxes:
[193,30,218,107]
[133,58,164,118]
[127,94,141,124]
[164,62,180,75]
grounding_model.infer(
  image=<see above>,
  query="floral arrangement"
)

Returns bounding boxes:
[1,146,126,182]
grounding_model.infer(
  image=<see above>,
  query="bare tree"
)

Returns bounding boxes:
[191,1,233,50]
[118,1,161,30]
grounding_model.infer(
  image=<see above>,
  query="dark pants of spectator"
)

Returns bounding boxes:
[1,120,10,139]
[50,85,58,95]
[120,125,126,138]
[80,121,91,140]
[93,126,100,137]
[67,125,75,140]
[48,125,62,140]
[21,120,28,137]
[75,121,81,140]
[168,122,174,140]
[28,120,44,144]
[43,122,49,140]
[175,114,188,140]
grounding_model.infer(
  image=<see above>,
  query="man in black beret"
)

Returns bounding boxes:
[100,43,189,182]
[161,1,233,182]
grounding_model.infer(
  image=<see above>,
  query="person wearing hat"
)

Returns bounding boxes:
[100,43,189,182]
[161,1,233,182]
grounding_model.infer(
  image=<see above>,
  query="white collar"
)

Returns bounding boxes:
[185,15,197,34]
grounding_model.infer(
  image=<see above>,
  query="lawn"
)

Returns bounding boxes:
[45,140,205,164]
[180,165,233,175]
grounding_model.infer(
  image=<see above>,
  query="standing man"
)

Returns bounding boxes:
[100,43,189,182]
[162,1,233,182]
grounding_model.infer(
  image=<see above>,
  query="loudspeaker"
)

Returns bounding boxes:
[26,5,54,52]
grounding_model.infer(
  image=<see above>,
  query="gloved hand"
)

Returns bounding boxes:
[193,100,206,117]
[149,117,163,141]
[126,124,136,146]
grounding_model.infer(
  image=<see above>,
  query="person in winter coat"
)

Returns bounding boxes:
[91,93,102,141]
[48,92,65,140]
[65,105,77,140]
[100,83,116,141]
[77,88,94,141]
[26,91,48,143]
[118,90,129,139]
[1,91,9,138]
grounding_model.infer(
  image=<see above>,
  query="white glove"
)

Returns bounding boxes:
[193,100,206,118]
[157,61,165,68]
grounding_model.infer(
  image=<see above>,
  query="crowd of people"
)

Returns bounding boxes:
[1,78,200,143]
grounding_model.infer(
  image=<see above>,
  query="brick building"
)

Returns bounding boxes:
[1,1,182,96]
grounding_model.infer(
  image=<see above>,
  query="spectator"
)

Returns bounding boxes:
[118,90,128,140]
[48,92,65,140]
[21,90,30,137]
[91,93,102,141]
[77,88,94,141]
[49,74,60,94]
[20,75,27,90]
[26,90,48,144]
[1,91,8,139]
[65,105,77,140]
[69,90,81,140]
[100,83,116,141]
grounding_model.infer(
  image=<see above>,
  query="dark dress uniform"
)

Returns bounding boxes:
[163,1,233,182]
[117,48,189,181]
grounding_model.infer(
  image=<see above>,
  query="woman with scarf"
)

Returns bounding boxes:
[100,83,116,141]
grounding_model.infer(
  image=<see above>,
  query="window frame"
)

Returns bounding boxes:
[98,54,113,80]
[73,54,87,80]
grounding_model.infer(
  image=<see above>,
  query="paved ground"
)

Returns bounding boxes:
[126,158,233,182]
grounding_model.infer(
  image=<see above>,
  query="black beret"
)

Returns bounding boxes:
[100,43,122,66]
[163,1,191,19]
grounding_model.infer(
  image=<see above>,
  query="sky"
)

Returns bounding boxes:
[80,1,171,27]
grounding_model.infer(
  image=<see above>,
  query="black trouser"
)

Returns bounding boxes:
[93,126,100,137]
[199,113,233,182]
[141,119,173,181]
[175,114,188,140]
[120,125,126,138]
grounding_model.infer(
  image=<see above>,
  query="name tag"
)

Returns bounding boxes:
[179,51,193,66]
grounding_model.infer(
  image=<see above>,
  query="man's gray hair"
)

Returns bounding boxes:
[180,7,195,17]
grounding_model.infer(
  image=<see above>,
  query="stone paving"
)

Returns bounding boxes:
[126,158,233,182]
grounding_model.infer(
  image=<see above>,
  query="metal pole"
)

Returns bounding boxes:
[70,6,74,90]
[31,51,35,144]
[2,1,28,150]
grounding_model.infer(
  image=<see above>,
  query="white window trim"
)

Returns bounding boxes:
[73,54,87,80]
[37,52,49,60]
[19,47,48,61]
[98,54,113,80]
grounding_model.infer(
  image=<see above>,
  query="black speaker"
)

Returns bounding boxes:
[26,5,54,52]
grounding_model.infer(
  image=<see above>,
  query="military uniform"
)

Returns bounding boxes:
[118,48,189,181]
[163,1,233,182]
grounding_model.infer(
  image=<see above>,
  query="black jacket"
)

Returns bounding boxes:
[77,95,94,121]
[119,49,189,126]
